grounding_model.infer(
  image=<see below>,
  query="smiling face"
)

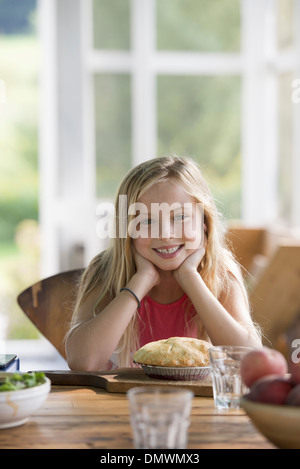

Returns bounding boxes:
[132,180,204,272]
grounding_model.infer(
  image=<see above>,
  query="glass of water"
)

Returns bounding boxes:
[127,386,193,449]
[209,346,252,410]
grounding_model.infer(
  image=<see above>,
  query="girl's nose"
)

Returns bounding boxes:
[159,218,175,240]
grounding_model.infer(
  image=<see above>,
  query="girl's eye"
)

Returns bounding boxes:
[174,214,186,221]
[140,218,153,225]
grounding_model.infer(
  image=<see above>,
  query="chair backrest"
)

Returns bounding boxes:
[17,269,84,360]
[248,244,300,347]
[226,227,269,273]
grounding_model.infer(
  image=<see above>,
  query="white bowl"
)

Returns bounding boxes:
[0,373,51,429]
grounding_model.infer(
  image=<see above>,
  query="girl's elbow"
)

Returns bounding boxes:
[66,350,110,372]
[67,357,96,372]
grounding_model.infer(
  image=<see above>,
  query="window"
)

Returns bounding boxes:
[87,0,243,219]
[277,0,299,225]
[157,75,242,219]
[39,0,300,275]
[94,73,132,198]
[156,0,241,52]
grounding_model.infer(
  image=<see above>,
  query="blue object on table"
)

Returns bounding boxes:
[0,354,20,372]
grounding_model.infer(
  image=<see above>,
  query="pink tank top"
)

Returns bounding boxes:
[138,294,198,347]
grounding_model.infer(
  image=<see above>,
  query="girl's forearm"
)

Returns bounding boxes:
[178,271,261,347]
[66,296,135,370]
[66,273,153,371]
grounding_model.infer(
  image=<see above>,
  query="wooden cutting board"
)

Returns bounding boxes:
[43,368,213,397]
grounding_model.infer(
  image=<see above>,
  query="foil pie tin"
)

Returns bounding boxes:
[136,363,211,381]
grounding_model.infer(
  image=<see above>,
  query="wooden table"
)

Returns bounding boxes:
[0,384,275,450]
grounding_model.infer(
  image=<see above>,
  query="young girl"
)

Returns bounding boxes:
[65,156,261,371]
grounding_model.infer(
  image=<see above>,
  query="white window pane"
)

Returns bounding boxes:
[94,74,132,198]
[156,0,240,52]
[157,75,241,218]
[93,0,131,50]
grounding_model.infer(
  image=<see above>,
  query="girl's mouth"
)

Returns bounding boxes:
[153,244,183,259]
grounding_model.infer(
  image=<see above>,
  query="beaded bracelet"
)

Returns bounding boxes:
[120,287,141,309]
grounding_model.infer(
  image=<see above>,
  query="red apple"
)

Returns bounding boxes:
[286,383,300,406]
[241,346,288,388]
[289,361,300,385]
[246,375,293,405]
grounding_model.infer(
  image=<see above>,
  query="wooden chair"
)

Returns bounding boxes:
[225,226,273,274]
[17,269,84,360]
[227,226,300,353]
[248,243,300,350]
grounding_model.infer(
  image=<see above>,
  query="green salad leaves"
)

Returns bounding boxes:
[0,372,46,392]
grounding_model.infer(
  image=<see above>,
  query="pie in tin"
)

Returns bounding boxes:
[133,336,211,367]
[133,337,211,381]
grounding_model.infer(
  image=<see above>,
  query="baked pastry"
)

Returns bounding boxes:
[133,336,211,367]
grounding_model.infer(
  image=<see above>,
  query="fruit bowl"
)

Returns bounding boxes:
[0,372,51,429]
[241,396,300,449]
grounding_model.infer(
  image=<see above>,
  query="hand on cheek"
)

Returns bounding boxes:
[132,245,160,287]
[174,232,207,283]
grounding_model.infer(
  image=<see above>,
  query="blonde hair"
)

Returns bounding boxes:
[69,155,249,366]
